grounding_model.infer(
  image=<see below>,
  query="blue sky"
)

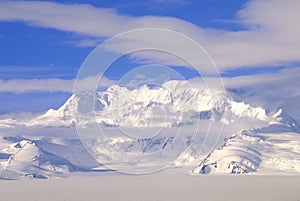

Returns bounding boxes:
[0,0,300,118]
[0,0,247,80]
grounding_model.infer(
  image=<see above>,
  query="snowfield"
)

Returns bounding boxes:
[0,176,300,201]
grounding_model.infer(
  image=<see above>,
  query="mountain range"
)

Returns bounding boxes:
[0,80,299,178]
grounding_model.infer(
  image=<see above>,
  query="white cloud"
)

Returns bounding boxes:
[225,67,300,119]
[121,74,171,89]
[190,67,300,118]
[65,38,103,48]
[0,76,115,93]
[0,1,300,71]
[0,1,191,37]
[0,78,73,93]
[223,67,300,109]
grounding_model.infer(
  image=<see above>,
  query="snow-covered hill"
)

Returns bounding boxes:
[192,128,300,175]
[191,107,300,175]
[0,135,111,179]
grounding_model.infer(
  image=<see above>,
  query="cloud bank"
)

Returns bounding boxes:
[0,0,300,70]
[190,67,300,118]
[0,76,115,93]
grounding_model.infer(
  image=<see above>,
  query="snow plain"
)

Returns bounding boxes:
[0,175,300,201]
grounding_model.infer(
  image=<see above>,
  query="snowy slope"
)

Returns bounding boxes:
[192,121,300,175]
[0,136,103,179]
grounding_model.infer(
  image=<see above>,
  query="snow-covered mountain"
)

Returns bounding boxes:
[0,135,107,179]
[0,80,277,128]
[190,105,300,175]
[0,80,300,177]
[192,129,300,175]
[0,139,73,179]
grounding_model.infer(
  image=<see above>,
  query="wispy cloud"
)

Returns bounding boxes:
[0,0,299,71]
[225,67,300,119]
[0,78,73,93]
[0,76,115,93]
[190,67,300,118]
[65,38,102,48]
[223,67,300,109]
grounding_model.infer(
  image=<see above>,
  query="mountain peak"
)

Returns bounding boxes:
[270,108,300,130]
